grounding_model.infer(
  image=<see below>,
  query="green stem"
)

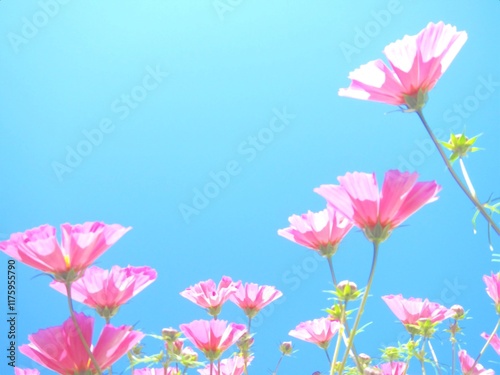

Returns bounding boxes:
[105,316,112,375]
[326,258,361,372]
[427,339,441,375]
[420,358,427,375]
[65,282,102,375]
[336,242,379,374]
[272,354,284,375]
[451,332,456,375]
[468,318,500,373]
[243,355,249,375]
[330,306,345,375]
[324,348,332,364]
[416,110,500,235]
[418,344,427,375]
[327,257,337,287]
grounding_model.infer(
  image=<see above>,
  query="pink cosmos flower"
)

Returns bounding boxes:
[315,170,440,243]
[179,319,246,361]
[483,272,500,306]
[382,294,454,336]
[14,369,40,375]
[339,21,467,110]
[197,356,253,375]
[230,283,283,318]
[180,276,240,317]
[459,350,494,375]
[278,206,353,257]
[288,317,341,349]
[19,312,144,374]
[134,368,180,375]
[481,332,500,356]
[0,222,131,281]
[50,265,157,319]
[379,361,408,375]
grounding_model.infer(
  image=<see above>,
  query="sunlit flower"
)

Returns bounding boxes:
[180,276,240,317]
[0,222,131,282]
[339,21,467,111]
[278,206,353,257]
[50,265,157,319]
[288,317,340,350]
[197,355,253,375]
[230,283,282,318]
[484,272,500,313]
[315,170,440,244]
[19,312,144,374]
[458,350,494,375]
[382,294,454,337]
[179,319,246,361]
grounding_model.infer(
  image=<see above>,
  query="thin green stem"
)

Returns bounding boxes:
[468,318,500,373]
[420,358,427,375]
[65,282,102,375]
[105,316,112,375]
[248,316,252,333]
[416,110,500,235]
[326,258,361,372]
[324,348,332,364]
[427,339,441,375]
[272,354,284,375]
[330,317,344,375]
[418,344,427,375]
[327,257,337,287]
[337,242,379,374]
[452,336,456,375]
[243,356,249,375]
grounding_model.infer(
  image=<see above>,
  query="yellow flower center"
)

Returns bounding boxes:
[64,254,71,268]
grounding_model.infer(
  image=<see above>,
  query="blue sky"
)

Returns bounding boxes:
[1,0,500,374]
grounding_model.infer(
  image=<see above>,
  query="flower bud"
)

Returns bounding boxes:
[440,132,480,163]
[181,346,198,362]
[171,339,184,356]
[162,327,181,341]
[358,353,371,366]
[450,304,465,319]
[237,332,254,356]
[336,280,360,302]
[279,341,293,356]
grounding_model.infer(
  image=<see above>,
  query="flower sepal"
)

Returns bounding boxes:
[96,306,120,320]
[440,132,481,163]
[403,89,428,112]
[363,222,392,245]
[331,280,360,302]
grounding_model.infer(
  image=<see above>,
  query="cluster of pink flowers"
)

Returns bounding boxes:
[2,20,499,375]
[177,276,284,372]
[0,223,154,374]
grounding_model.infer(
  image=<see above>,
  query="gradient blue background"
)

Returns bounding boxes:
[1,0,499,374]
